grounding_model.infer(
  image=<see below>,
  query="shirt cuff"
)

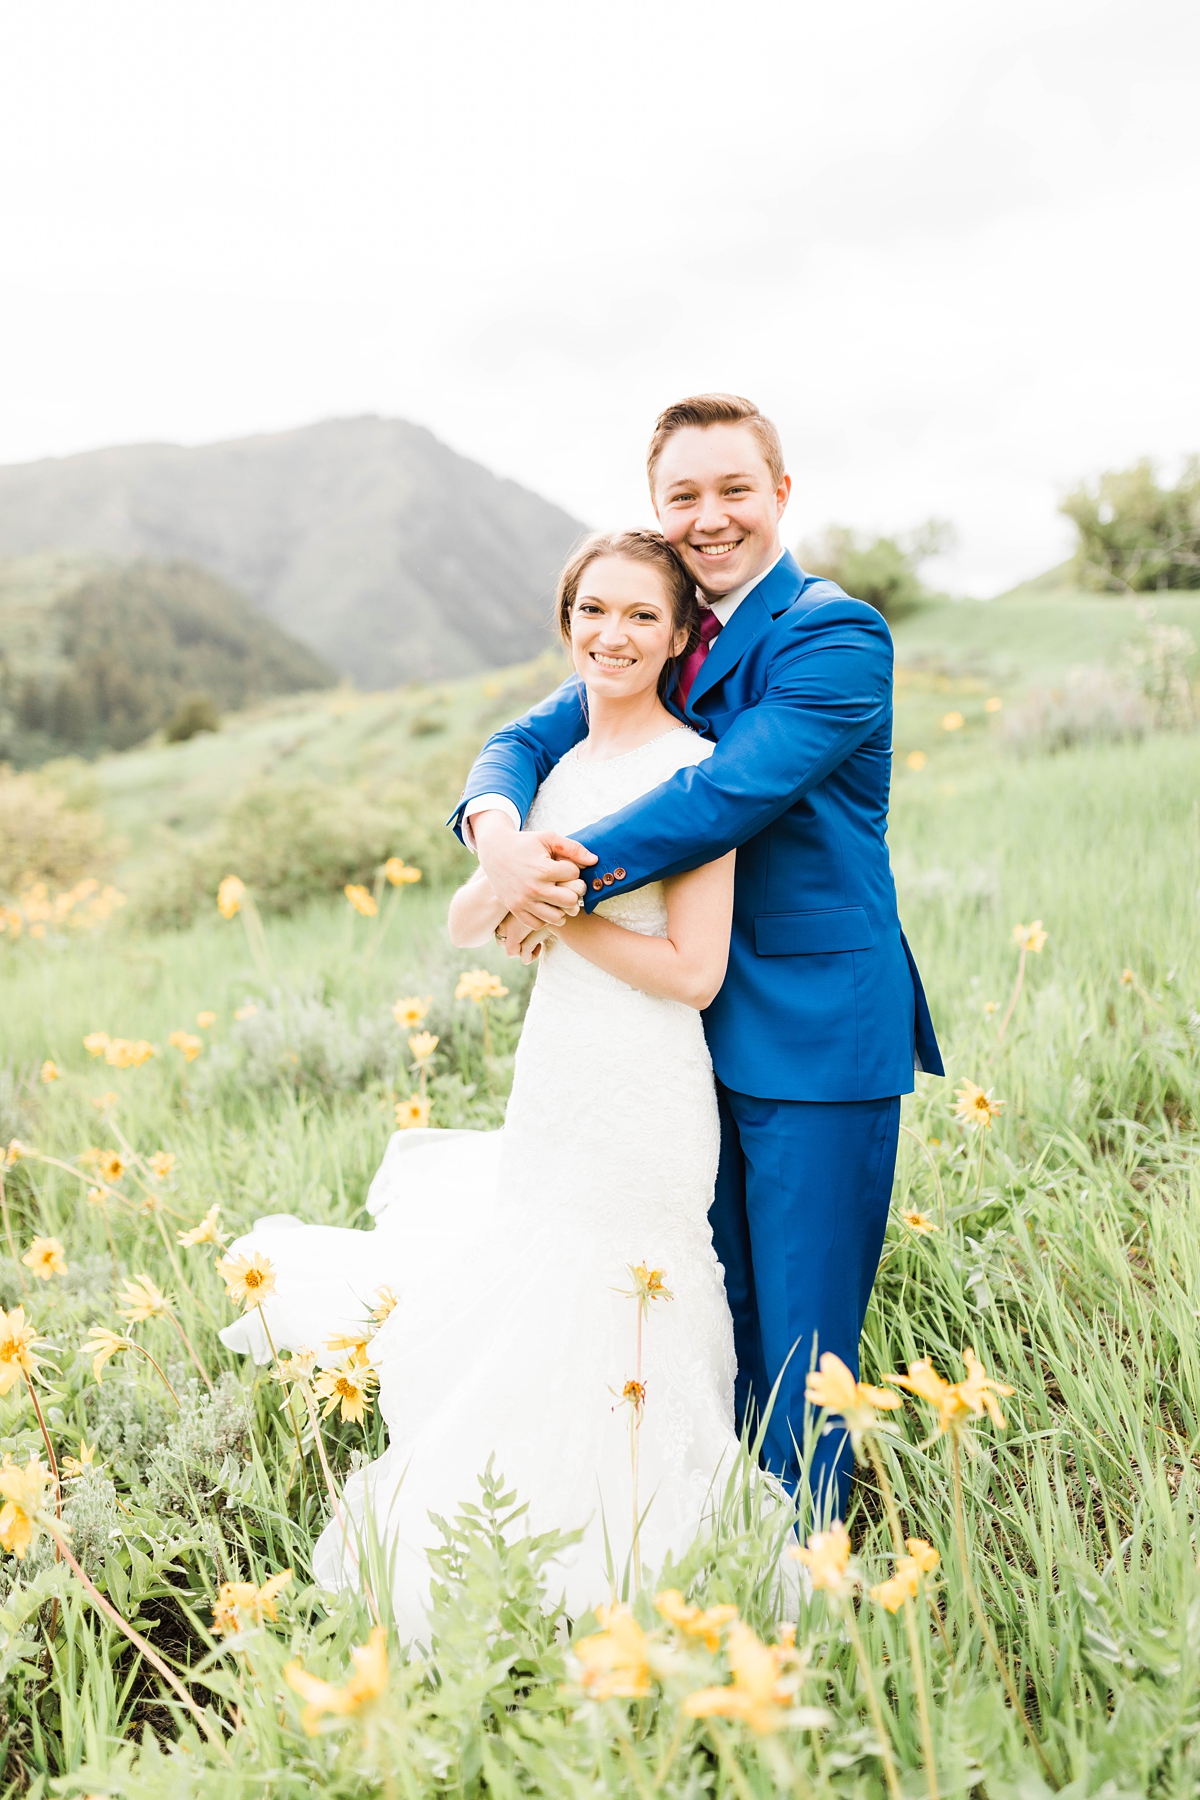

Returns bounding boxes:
[461,794,522,853]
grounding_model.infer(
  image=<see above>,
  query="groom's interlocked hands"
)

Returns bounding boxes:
[472,810,595,956]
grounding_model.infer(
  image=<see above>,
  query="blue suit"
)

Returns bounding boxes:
[452,552,943,1506]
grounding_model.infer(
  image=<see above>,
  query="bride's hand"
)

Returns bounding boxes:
[494,915,557,962]
[473,815,594,929]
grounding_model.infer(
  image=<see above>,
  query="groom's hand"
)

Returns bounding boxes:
[473,811,595,934]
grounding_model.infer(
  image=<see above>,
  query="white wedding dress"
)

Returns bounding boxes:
[221,727,746,1635]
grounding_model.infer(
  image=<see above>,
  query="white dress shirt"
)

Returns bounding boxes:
[462,543,787,847]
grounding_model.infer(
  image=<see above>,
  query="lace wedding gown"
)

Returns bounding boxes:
[220,727,742,1635]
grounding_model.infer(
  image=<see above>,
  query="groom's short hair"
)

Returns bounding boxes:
[646,394,785,492]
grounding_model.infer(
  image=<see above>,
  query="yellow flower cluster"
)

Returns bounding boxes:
[455,969,508,1003]
[384,858,422,886]
[395,1095,430,1130]
[0,1307,44,1394]
[22,1237,67,1281]
[168,1029,204,1061]
[393,995,431,1028]
[0,1455,52,1559]
[212,1569,292,1636]
[870,1538,940,1612]
[344,884,378,917]
[82,1032,156,1068]
[285,1626,389,1736]
[217,875,245,919]
[0,879,126,943]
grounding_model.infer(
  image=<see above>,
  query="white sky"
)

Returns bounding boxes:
[1,0,1197,596]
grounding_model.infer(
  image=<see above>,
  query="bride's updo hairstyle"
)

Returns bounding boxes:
[556,530,702,699]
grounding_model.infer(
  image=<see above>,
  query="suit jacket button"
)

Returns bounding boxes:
[591,877,604,891]
[602,873,614,886]
[613,867,626,879]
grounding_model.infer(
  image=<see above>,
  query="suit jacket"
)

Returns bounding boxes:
[451,550,943,1102]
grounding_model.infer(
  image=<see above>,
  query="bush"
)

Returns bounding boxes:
[799,519,953,623]
[0,766,110,892]
[1061,455,1200,592]
[164,692,220,742]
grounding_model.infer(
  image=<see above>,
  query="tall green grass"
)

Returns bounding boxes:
[0,729,1197,1796]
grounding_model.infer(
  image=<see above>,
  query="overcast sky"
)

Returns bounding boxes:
[1,0,1197,596]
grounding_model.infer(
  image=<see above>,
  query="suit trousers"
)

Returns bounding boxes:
[711,1083,901,1515]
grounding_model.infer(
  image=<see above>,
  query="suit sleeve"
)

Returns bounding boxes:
[448,675,590,843]
[576,607,892,907]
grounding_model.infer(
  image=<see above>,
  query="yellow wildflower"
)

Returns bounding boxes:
[39,1060,60,1083]
[0,1456,51,1560]
[805,1351,901,1452]
[0,1307,45,1394]
[905,750,928,770]
[217,875,245,919]
[196,1010,217,1028]
[86,1186,106,1208]
[84,1326,131,1383]
[941,711,964,731]
[314,1356,378,1425]
[273,1347,317,1386]
[284,1625,389,1736]
[22,1237,67,1281]
[149,1151,176,1179]
[392,995,431,1028]
[168,1030,203,1062]
[1012,919,1048,954]
[5,1139,28,1166]
[178,1205,226,1247]
[985,697,1003,713]
[655,1588,738,1652]
[617,1378,646,1411]
[324,1331,372,1359]
[891,1348,1014,1437]
[370,1287,398,1323]
[870,1540,939,1611]
[408,1030,439,1064]
[395,1095,430,1130]
[683,1620,827,1736]
[793,1520,854,1598]
[384,858,422,886]
[98,1151,126,1183]
[104,1037,156,1068]
[234,1002,258,1021]
[118,1273,172,1324]
[953,1079,1004,1131]
[344,884,378,917]
[212,1569,292,1636]
[622,1263,673,1313]
[901,1208,937,1235]
[573,1603,652,1700]
[216,1251,277,1311]
[83,1032,110,1057]
[61,1439,99,1480]
[455,968,508,1003]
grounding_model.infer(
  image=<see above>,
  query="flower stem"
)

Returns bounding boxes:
[131,1340,181,1406]
[972,1132,988,1210]
[0,1167,30,1292]
[167,1310,214,1390]
[239,896,272,982]
[258,1310,308,1482]
[949,1432,1057,1785]
[899,1124,947,1232]
[23,1373,61,1539]
[46,1520,228,1756]
[866,1438,939,1800]
[842,1599,904,1800]
[996,944,1027,1046]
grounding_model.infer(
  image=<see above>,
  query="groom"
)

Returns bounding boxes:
[451,393,942,1515]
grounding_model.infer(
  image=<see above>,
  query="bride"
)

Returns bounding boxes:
[221,529,752,1634]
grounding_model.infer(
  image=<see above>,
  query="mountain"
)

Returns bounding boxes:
[0,554,337,764]
[0,417,588,687]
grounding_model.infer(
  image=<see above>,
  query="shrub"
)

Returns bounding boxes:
[164,692,220,742]
[799,519,953,623]
[1000,665,1150,755]
[0,767,110,891]
[1061,455,1200,592]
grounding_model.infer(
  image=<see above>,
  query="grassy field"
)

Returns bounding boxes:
[0,591,1198,1797]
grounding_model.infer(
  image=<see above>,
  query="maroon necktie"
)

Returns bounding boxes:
[677,609,722,709]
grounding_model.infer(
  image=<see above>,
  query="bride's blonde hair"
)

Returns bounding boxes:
[556,531,701,698]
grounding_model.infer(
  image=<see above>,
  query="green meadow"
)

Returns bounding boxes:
[1,585,1198,1797]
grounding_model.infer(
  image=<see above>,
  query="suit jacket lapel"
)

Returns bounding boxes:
[685,551,804,714]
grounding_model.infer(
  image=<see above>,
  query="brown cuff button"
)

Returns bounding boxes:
[591,877,603,891]
[602,872,614,885]
[613,867,626,879]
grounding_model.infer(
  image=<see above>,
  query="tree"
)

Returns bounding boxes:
[1060,457,1200,592]
[798,520,955,624]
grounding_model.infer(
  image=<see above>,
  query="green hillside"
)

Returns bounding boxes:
[0,553,336,766]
